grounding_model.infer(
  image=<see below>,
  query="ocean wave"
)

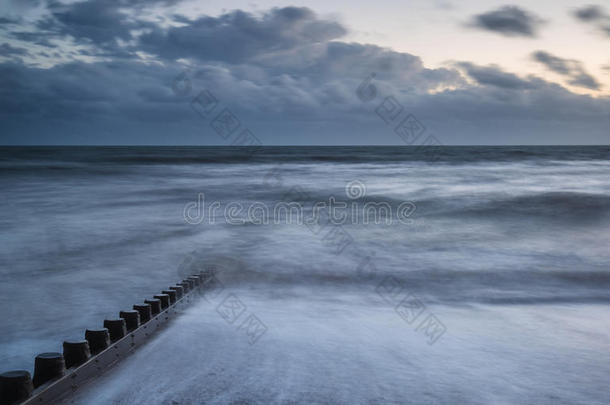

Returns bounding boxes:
[422,192,610,222]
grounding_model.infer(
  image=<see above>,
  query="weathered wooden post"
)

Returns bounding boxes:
[62,340,91,368]
[85,328,110,355]
[133,304,152,323]
[169,285,184,299]
[144,298,161,315]
[188,276,201,287]
[103,319,127,342]
[119,310,140,332]
[0,370,33,404]
[161,290,177,304]
[32,352,65,388]
[183,279,194,290]
[153,294,170,310]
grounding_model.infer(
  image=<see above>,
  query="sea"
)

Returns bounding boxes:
[1,146,609,404]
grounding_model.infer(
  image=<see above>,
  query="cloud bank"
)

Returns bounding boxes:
[0,2,608,145]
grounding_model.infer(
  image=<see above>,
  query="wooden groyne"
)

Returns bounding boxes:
[0,273,208,405]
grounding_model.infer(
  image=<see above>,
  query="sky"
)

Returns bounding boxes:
[0,0,609,145]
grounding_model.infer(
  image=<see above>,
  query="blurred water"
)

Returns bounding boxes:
[1,146,610,404]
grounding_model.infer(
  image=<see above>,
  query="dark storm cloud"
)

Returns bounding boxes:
[26,0,182,56]
[532,51,601,90]
[43,0,135,44]
[2,56,607,145]
[0,43,29,57]
[574,5,605,21]
[454,62,547,90]
[469,6,544,37]
[139,7,346,63]
[572,5,610,37]
[0,17,21,25]
[1,3,609,145]
[9,31,57,48]
[0,60,190,125]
